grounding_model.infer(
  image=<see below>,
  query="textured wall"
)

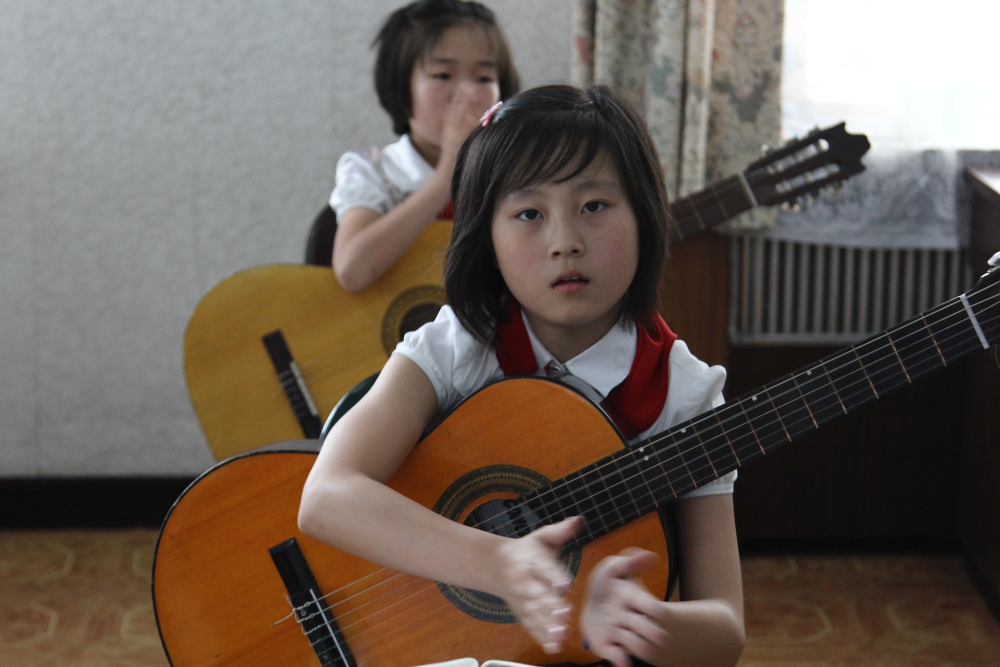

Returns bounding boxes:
[0,0,571,476]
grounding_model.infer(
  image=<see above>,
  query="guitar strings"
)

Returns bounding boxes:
[475,289,1000,540]
[284,291,1000,638]
[525,291,1000,536]
[274,289,1000,641]
[278,289,1000,633]
[304,294,1000,644]
[285,300,1000,657]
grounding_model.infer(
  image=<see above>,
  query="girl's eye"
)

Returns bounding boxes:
[517,209,541,221]
[583,201,606,214]
[432,72,451,81]
[477,75,496,84]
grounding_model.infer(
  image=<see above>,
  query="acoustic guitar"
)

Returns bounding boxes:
[154,254,1000,667]
[185,123,870,461]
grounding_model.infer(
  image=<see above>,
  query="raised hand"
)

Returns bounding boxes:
[438,80,495,170]
[490,516,583,653]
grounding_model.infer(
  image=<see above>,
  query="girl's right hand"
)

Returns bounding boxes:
[438,80,495,169]
[490,516,583,653]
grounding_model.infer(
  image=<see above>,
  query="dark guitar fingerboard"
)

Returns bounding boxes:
[668,175,749,243]
[521,280,1000,551]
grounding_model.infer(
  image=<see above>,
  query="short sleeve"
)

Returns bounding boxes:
[329,151,393,218]
[393,306,502,413]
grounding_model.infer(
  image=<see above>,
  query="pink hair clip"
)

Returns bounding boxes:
[480,101,503,127]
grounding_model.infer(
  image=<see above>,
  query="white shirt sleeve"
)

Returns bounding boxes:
[329,151,394,218]
[392,306,502,413]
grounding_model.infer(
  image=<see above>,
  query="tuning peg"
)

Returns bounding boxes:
[781,200,801,212]
[832,181,843,191]
[761,144,773,155]
[989,251,1000,268]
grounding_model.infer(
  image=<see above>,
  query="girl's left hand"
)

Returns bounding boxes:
[580,548,671,667]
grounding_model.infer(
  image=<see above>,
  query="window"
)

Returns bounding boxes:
[782,0,1000,149]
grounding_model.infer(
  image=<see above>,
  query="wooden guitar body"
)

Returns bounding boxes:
[154,379,673,667]
[184,221,452,461]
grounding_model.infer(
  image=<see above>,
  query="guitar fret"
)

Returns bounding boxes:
[794,363,843,427]
[691,200,708,231]
[564,468,605,534]
[522,489,554,525]
[689,422,718,477]
[920,314,947,366]
[610,455,644,523]
[710,181,731,219]
[535,485,570,525]
[818,359,849,417]
[762,385,792,442]
[853,347,879,398]
[926,299,980,365]
[886,318,943,382]
[823,347,876,412]
[739,391,789,453]
[790,373,818,428]
[670,430,699,489]
[855,335,909,397]
[884,332,911,383]
[581,464,625,528]
[627,445,661,512]
[646,443,679,500]
[735,399,766,456]
[714,410,742,467]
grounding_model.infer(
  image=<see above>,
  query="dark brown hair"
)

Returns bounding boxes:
[446,84,673,343]
[373,0,520,136]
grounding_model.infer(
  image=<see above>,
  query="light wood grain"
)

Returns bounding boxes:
[184,222,453,460]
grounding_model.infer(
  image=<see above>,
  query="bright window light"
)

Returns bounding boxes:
[782,0,1000,149]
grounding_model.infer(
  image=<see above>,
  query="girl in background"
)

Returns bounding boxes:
[301,85,745,667]
[330,0,519,292]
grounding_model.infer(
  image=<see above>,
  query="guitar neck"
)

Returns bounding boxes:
[668,174,753,243]
[523,281,1000,551]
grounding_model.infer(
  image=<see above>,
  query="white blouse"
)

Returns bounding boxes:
[329,134,434,218]
[395,306,736,498]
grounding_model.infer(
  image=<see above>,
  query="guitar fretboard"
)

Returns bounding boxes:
[521,280,1000,551]
[669,175,751,243]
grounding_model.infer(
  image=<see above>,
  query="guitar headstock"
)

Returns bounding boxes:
[745,123,871,208]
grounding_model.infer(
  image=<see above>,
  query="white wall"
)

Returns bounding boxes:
[0,0,572,476]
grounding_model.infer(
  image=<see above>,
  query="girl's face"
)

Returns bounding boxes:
[491,155,640,356]
[409,24,501,154]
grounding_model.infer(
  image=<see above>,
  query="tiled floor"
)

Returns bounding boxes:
[2,531,1000,666]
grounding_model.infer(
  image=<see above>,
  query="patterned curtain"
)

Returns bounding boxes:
[571,0,783,229]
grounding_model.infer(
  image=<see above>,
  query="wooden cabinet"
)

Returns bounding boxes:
[958,167,1000,600]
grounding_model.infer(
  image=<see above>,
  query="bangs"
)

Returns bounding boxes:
[495,112,615,200]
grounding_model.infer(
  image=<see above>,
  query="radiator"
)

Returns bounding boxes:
[728,237,974,345]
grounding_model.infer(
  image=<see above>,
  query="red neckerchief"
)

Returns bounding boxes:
[438,201,454,220]
[493,299,677,440]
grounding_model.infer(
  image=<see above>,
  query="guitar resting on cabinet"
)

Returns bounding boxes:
[184,123,871,461]
[155,252,1000,667]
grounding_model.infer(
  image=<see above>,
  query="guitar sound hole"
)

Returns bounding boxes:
[397,303,442,341]
[432,464,581,623]
[381,285,447,356]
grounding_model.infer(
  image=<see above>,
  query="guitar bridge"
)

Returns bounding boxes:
[270,538,356,667]
[262,330,322,439]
